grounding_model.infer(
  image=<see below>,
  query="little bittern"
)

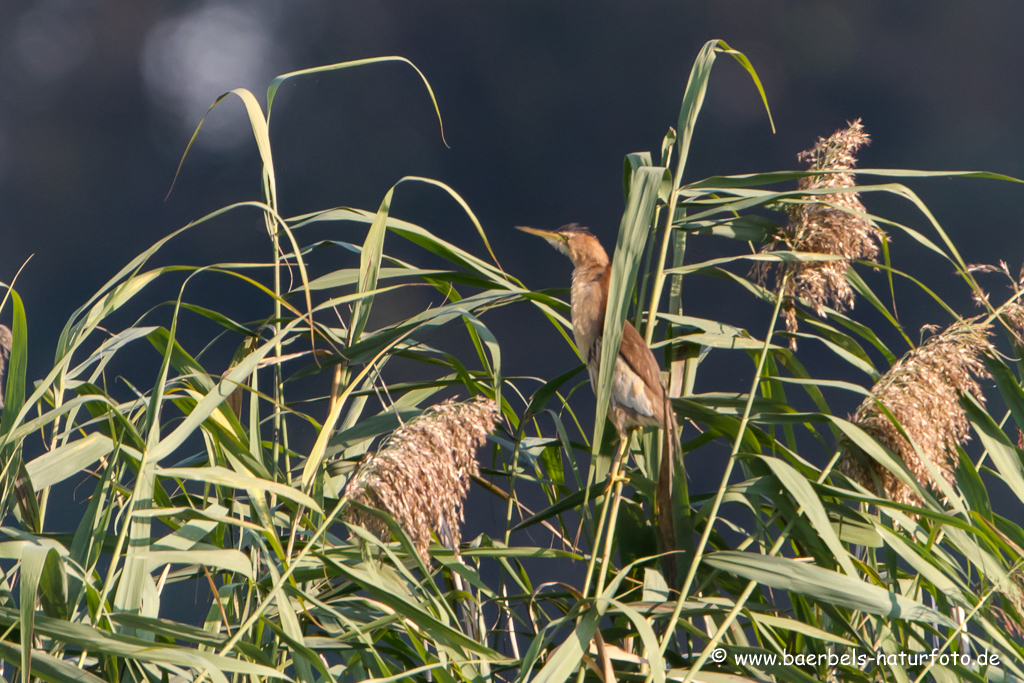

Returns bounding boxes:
[0,325,10,412]
[518,223,678,581]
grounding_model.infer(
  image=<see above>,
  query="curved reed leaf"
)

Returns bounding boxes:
[674,40,774,187]
[265,56,446,144]
[593,166,669,455]
[704,552,956,627]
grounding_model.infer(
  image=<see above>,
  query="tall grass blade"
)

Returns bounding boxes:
[703,552,956,626]
[0,290,39,532]
[593,166,670,454]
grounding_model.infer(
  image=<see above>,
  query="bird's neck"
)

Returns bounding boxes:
[569,261,611,360]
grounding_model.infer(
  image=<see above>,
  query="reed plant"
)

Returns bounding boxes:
[1,41,1023,683]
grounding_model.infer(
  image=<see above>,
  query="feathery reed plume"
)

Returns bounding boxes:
[755,119,883,348]
[838,319,992,507]
[0,325,10,411]
[344,396,499,563]
[968,260,1024,346]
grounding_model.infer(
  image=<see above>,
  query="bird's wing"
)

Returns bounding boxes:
[589,329,659,423]
[618,321,665,399]
[610,355,660,423]
[587,325,661,424]
[600,320,664,425]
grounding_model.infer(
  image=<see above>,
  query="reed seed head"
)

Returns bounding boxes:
[968,260,1024,347]
[344,396,500,563]
[838,320,992,507]
[755,119,884,348]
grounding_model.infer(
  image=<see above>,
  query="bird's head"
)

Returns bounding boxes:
[516,223,609,268]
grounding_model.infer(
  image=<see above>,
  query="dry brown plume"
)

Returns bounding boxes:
[344,396,500,563]
[970,260,1024,347]
[755,119,883,348]
[838,319,991,507]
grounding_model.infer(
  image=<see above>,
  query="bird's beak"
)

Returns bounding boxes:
[516,226,567,247]
[515,226,558,239]
[517,225,571,258]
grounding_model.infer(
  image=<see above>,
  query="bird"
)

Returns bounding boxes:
[517,223,679,582]
[0,324,10,413]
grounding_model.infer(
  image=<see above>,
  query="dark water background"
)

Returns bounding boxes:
[2,0,1024,621]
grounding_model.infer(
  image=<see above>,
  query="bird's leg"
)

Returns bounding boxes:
[582,434,631,599]
[594,432,632,598]
[607,431,629,489]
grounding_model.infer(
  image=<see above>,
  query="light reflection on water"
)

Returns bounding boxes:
[140,1,289,151]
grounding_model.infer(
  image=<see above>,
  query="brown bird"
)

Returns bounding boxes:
[0,325,10,412]
[518,223,678,581]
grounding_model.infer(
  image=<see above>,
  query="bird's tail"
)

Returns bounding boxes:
[656,390,681,588]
